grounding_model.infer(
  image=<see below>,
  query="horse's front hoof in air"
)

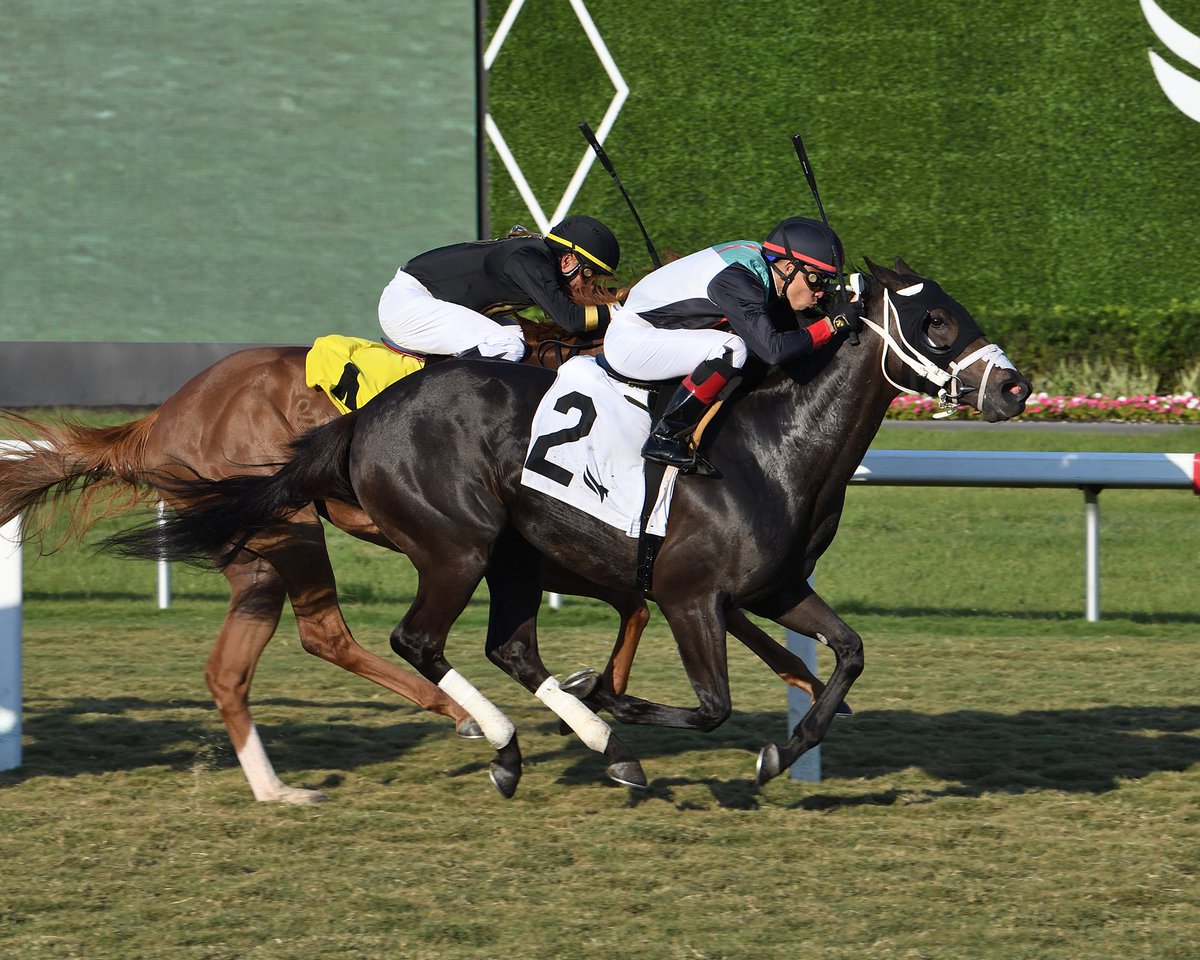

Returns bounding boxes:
[607,760,649,789]
[756,743,784,785]
[456,716,485,739]
[560,667,601,699]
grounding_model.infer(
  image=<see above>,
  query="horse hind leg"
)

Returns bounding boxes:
[257,516,478,736]
[386,555,525,796]
[540,565,650,697]
[484,531,648,790]
[209,553,326,804]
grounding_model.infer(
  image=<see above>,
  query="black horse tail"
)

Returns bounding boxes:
[104,412,362,570]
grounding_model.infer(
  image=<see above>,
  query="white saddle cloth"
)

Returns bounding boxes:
[520,356,678,537]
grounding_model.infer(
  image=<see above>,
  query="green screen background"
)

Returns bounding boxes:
[4,0,1199,382]
[1,0,478,344]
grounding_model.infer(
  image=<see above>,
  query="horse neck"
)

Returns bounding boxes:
[757,320,898,485]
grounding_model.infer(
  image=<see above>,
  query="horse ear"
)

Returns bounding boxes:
[865,255,903,289]
[893,256,919,278]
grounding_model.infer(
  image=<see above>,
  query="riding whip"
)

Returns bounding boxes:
[791,133,860,346]
[578,121,662,269]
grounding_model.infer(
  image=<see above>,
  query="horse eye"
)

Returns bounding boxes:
[927,313,945,327]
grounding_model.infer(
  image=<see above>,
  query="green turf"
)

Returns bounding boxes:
[1,423,1197,958]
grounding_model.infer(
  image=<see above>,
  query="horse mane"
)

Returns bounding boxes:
[0,409,160,551]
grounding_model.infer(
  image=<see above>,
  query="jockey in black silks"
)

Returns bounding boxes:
[601,216,863,475]
[378,216,621,362]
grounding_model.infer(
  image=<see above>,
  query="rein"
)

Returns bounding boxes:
[535,338,592,368]
[855,280,1017,419]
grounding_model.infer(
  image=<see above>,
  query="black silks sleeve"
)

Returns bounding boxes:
[707,264,815,365]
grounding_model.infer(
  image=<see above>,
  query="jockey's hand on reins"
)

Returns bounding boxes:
[825,296,864,337]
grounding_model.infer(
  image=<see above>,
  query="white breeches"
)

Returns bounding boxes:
[378,269,527,361]
[602,305,748,381]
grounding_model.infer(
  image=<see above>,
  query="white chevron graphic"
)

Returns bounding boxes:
[485,0,628,232]
[1142,0,1200,122]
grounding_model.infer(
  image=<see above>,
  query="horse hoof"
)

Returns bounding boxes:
[607,760,648,789]
[561,668,600,699]
[756,743,783,785]
[456,717,485,739]
[268,787,327,806]
[488,761,521,799]
[836,700,853,717]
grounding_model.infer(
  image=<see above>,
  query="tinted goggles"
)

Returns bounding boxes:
[797,267,835,294]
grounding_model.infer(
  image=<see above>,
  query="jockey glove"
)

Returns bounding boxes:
[824,297,864,336]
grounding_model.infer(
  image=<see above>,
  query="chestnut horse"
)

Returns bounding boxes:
[0,323,659,804]
[109,258,1032,795]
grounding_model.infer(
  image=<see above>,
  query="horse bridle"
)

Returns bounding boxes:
[850,274,1017,418]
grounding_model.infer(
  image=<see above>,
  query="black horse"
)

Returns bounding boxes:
[112,258,1031,795]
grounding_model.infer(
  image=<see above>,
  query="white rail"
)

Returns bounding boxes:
[787,449,1198,782]
[851,450,1197,621]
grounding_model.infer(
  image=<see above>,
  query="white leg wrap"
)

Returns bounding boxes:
[535,676,613,753]
[236,725,289,802]
[438,669,515,749]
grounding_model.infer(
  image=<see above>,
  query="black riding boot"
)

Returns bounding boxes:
[641,384,720,476]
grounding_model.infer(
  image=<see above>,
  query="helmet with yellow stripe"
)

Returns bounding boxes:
[545,216,621,279]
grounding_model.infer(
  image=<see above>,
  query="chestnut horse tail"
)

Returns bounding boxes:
[105,411,362,570]
[0,410,160,547]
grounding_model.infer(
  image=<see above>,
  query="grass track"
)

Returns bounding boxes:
[1,422,1198,958]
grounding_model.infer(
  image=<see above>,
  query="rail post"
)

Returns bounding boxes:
[785,628,821,782]
[1083,485,1101,622]
[0,515,22,771]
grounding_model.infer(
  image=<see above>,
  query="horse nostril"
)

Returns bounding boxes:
[1003,378,1032,402]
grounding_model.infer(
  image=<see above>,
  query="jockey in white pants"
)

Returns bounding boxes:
[602,217,863,475]
[379,217,621,362]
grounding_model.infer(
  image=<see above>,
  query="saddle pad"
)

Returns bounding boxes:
[305,335,425,414]
[521,356,678,538]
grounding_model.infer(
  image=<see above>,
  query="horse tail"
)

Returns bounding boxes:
[0,410,159,547]
[104,411,361,570]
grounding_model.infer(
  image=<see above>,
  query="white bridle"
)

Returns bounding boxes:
[850,275,1017,419]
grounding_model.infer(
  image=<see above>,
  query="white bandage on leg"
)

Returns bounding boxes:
[236,724,289,802]
[535,676,612,753]
[438,669,516,749]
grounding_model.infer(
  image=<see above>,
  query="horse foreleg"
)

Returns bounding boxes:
[725,609,852,716]
[752,591,863,785]
[486,533,647,790]
[584,594,732,733]
[209,553,325,805]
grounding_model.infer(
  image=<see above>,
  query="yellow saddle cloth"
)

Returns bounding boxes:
[305,335,426,414]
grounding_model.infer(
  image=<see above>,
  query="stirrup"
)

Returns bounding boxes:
[642,436,721,478]
[680,452,721,478]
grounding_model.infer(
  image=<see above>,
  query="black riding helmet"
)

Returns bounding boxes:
[762,216,844,299]
[545,216,621,279]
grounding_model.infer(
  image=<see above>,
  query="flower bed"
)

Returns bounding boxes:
[886,392,1200,423]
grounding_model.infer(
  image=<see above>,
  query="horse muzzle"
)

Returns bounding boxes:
[950,342,1032,422]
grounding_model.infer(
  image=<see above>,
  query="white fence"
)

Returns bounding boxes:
[1,447,1195,774]
[787,449,1198,781]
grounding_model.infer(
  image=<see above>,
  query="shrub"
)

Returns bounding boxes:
[983,301,1200,393]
